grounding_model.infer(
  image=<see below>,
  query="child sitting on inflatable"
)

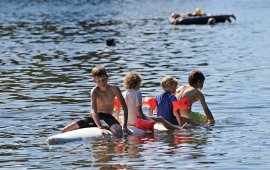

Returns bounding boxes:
[175,70,215,125]
[61,64,132,138]
[114,72,178,131]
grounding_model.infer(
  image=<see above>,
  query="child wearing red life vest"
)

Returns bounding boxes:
[175,70,215,126]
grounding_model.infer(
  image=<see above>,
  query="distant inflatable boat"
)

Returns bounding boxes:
[170,14,236,25]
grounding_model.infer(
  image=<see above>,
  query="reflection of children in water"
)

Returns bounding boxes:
[172,132,208,156]
[173,133,194,147]
[90,134,156,169]
[114,133,156,154]
[90,131,207,169]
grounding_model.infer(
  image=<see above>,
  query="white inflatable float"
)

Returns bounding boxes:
[47,124,169,145]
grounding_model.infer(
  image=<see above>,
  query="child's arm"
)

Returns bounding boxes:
[144,97,156,117]
[137,106,147,119]
[174,110,183,126]
[148,107,154,116]
[91,89,110,135]
[115,87,132,135]
[114,98,122,123]
[198,93,215,125]
[114,107,121,123]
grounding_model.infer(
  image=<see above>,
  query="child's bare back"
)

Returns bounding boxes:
[175,70,215,125]
[176,85,201,116]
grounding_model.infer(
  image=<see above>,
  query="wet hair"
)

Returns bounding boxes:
[92,64,108,78]
[207,18,216,25]
[160,76,178,91]
[106,38,116,46]
[188,70,205,85]
[124,71,142,89]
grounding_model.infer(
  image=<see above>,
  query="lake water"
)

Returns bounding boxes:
[1,0,270,169]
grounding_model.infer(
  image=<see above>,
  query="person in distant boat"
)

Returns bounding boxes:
[170,8,205,24]
[171,8,204,20]
[148,76,194,127]
[194,8,203,16]
[114,71,179,130]
[186,8,205,17]
[175,70,215,126]
[62,64,132,138]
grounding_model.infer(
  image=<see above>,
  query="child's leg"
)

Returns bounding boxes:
[181,116,199,126]
[148,107,154,117]
[61,122,80,133]
[151,117,179,130]
[62,117,92,133]
[114,108,120,123]
[109,124,123,138]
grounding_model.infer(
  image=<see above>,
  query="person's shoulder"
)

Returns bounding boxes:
[168,93,177,100]
[109,84,120,89]
[108,84,121,93]
[135,89,142,97]
[91,86,98,92]
[156,91,164,98]
[177,84,189,92]
[163,92,176,100]
[176,85,184,93]
[129,88,140,93]
[90,86,99,96]
[196,89,204,97]
[190,88,203,101]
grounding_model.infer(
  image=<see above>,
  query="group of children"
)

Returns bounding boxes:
[62,64,215,138]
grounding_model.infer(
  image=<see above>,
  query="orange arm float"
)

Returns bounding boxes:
[114,98,122,109]
[172,98,190,111]
[136,117,155,132]
[142,97,157,109]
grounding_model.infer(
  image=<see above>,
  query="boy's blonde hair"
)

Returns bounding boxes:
[124,71,142,89]
[92,64,108,78]
[160,76,178,91]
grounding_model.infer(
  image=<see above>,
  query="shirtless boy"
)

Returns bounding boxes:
[62,65,131,138]
[175,70,215,125]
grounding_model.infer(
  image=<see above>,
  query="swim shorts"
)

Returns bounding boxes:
[76,113,120,128]
[189,111,207,124]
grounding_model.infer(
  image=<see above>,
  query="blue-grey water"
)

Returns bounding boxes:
[1,0,270,169]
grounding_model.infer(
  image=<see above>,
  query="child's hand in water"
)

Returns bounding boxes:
[123,127,132,137]
[208,119,215,126]
[100,128,111,136]
[181,123,192,129]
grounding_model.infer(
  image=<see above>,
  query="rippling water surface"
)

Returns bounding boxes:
[1,0,270,169]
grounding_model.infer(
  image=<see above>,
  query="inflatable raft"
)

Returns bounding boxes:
[47,124,169,145]
[170,13,236,25]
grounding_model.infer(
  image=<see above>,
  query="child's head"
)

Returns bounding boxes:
[92,64,108,77]
[171,13,181,19]
[106,38,116,46]
[92,65,108,84]
[161,76,178,93]
[195,8,202,15]
[188,70,205,88]
[124,71,142,90]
